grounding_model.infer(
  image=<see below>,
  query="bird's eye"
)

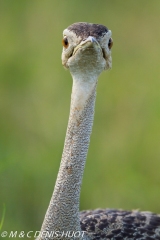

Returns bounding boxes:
[62,36,69,48]
[108,38,113,50]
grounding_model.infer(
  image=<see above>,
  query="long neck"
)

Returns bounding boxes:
[38,74,98,240]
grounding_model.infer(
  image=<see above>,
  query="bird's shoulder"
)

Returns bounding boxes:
[80,209,160,239]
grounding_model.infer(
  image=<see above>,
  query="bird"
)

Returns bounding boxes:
[36,22,160,240]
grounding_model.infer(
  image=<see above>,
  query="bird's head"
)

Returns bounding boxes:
[61,22,113,78]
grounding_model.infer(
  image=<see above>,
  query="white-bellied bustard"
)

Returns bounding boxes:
[37,22,160,240]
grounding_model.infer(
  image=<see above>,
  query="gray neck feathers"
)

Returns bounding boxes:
[37,75,97,240]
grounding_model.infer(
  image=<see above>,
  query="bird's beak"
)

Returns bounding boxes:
[83,36,98,44]
[73,36,101,56]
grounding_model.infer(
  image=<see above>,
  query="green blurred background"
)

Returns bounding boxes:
[1,0,160,237]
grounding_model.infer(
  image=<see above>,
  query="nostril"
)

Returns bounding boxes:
[102,48,106,59]
[69,52,73,58]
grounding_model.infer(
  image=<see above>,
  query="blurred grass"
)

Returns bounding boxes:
[0,0,160,235]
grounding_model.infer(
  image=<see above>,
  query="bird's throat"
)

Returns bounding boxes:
[38,76,97,240]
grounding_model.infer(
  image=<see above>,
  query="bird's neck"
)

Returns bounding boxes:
[38,74,98,240]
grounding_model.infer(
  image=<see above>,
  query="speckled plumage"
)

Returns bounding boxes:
[37,23,160,240]
[68,22,108,40]
[80,209,160,239]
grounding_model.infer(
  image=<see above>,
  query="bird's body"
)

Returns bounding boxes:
[80,209,160,239]
[37,22,160,240]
